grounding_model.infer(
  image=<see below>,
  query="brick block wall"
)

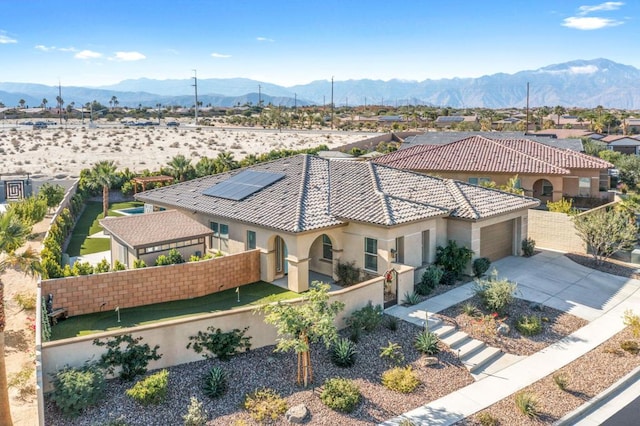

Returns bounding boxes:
[41,250,260,316]
[528,209,585,253]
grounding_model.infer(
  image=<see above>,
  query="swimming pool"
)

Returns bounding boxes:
[116,206,145,215]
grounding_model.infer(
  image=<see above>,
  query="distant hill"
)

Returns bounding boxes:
[1,59,640,109]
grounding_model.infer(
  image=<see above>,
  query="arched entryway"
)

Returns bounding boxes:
[308,234,335,283]
[274,236,288,277]
[533,179,553,202]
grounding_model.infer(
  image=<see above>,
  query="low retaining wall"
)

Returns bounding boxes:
[39,276,384,391]
[40,250,260,316]
[528,209,585,253]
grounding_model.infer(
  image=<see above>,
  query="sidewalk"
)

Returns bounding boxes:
[382,251,640,425]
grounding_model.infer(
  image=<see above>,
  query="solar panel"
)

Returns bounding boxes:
[202,170,285,201]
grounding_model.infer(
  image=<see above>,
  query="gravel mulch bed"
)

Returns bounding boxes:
[565,252,640,280]
[44,319,474,425]
[459,327,640,425]
[435,295,589,356]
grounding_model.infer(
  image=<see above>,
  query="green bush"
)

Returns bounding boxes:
[477,412,499,426]
[521,237,536,257]
[72,261,94,276]
[547,197,574,214]
[243,388,288,422]
[320,378,361,413]
[94,258,111,273]
[167,248,185,264]
[516,315,542,336]
[414,330,440,355]
[347,301,383,333]
[113,260,126,271]
[126,369,169,406]
[155,255,171,266]
[383,315,399,331]
[435,240,473,278]
[187,326,251,361]
[381,366,420,393]
[38,182,65,210]
[514,391,539,419]
[202,366,227,398]
[623,309,640,337]
[379,341,404,365]
[417,265,444,295]
[402,292,421,306]
[462,302,479,317]
[50,364,105,417]
[93,334,162,381]
[7,196,48,226]
[133,258,147,268]
[472,257,491,278]
[473,271,517,315]
[183,396,207,426]
[334,259,361,286]
[330,338,357,368]
[440,270,457,286]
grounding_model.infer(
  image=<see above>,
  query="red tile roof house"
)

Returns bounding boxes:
[601,135,640,155]
[135,154,538,292]
[372,136,613,205]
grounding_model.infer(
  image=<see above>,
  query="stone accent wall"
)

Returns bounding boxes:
[527,209,585,253]
[41,250,260,316]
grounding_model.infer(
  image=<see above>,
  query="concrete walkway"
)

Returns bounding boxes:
[382,250,640,425]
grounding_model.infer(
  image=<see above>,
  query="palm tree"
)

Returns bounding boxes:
[41,98,48,111]
[110,96,117,111]
[166,155,193,182]
[18,99,25,109]
[0,211,41,426]
[553,105,566,127]
[89,161,118,217]
[214,152,238,173]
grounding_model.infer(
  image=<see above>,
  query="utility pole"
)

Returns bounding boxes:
[330,76,334,129]
[58,81,62,125]
[157,103,161,125]
[294,93,297,111]
[192,70,199,125]
[526,82,530,133]
[258,85,262,107]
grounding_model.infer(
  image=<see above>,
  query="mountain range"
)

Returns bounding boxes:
[1,58,640,110]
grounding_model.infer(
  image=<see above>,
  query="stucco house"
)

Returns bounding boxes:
[135,154,538,293]
[601,135,640,155]
[372,136,613,204]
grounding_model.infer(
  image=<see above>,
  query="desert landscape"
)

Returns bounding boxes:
[0,122,375,179]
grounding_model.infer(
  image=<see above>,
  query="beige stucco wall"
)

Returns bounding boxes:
[528,209,585,253]
[40,276,384,391]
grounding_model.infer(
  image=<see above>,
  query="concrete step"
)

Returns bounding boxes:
[430,324,456,339]
[440,330,469,348]
[471,353,524,380]
[462,346,503,374]
[452,338,486,359]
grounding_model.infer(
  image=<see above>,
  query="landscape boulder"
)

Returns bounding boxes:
[285,404,309,424]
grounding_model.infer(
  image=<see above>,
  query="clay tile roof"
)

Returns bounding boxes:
[374,136,612,174]
[100,209,213,249]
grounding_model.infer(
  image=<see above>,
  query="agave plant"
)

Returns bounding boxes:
[202,366,227,398]
[330,337,357,368]
[414,330,440,355]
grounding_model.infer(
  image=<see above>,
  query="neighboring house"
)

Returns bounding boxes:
[623,118,640,134]
[136,154,539,293]
[434,115,478,128]
[601,135,640,155]
[373,136,613,204]
[544,114,589,129]
[528,129,598,141]
[100,210,214,268]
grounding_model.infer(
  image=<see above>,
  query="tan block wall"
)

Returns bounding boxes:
[527,209,585,253]
[41,250,261,316]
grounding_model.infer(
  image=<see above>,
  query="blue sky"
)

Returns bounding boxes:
[1,0,637,87]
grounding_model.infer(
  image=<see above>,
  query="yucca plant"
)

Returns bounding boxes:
[384,315,399,331]
[414,330,440,355]
[203,366,227,398]
[402,291,421,306]
[330,338,357,367]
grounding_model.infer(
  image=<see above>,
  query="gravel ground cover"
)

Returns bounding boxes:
[44,319,474,425]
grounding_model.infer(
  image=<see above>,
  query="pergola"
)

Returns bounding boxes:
[132,175,174,194]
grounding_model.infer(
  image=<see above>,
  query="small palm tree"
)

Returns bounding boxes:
[214,152,238,173]
[89,161,118,217]
[18,99,26,109]
[167,155,193,182]
[41,98,48,111]
[0,211,42,426]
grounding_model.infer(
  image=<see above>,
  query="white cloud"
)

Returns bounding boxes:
[570,65,599,74]
[578,2,624,15]
[256,37,274,42]
[0,34,17,44]
[35,45,77,52]
[111,51,146,61]
[75,50,103,59]
[211,52,231,58]
[35,44,51,51]
[562,16,623,29]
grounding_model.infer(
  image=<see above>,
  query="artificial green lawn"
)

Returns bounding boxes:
[65,201,143,256]
[50,281,299,340]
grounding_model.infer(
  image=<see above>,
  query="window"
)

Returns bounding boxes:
[247,230,256,250]
[395,236,404,264]
[468,177,478,185]
[542,180,553,196]
[364,237,378,271]
[578,177,591,197]
[322,235,333,260]
[422,230,430,265]
[210,221,229,251]
[468,177,491,185]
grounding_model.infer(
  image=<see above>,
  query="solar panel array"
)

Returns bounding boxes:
[202,170,285,201]
[436,116,465,123]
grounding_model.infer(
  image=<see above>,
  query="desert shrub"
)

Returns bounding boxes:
[623,309,640,337]
[417,265,444,295]
[553,373,568,390]
[113,260,126,271]
[472,257,491,278]
[167,248,185,264]
[187,326,251,361]
[402,291,421,306]
[382,366,420,393]
[330,338,357,368]
[521,237,536,257]
[155,255,171,266]
[243,388,288,422]
[514,391,539,418]
[320,378,361,413]
[50,364,105,417]
[414,330,440,355]
[462,302,479,317]
[202,366,227,398]
[335,259,361,286]
[516,315,542,336]
[94,258,111,273]
[440,270,457,286]
[435,240,473,278]
[132,258,147,268]
[38,182,65,210]
[547,197,575,214]
[477,412,499,426]
[14,291,37,310]
[126,369,169,406]
[183,396,207,426]
[384,315,399,331]
[8,363,35,400]
[347,301,383,333]
[620,340,640,354]
[379,341,404,365]
[93,334,162,381]
[473,271,517,315]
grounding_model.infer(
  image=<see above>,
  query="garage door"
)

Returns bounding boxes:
[480,220,514,261]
